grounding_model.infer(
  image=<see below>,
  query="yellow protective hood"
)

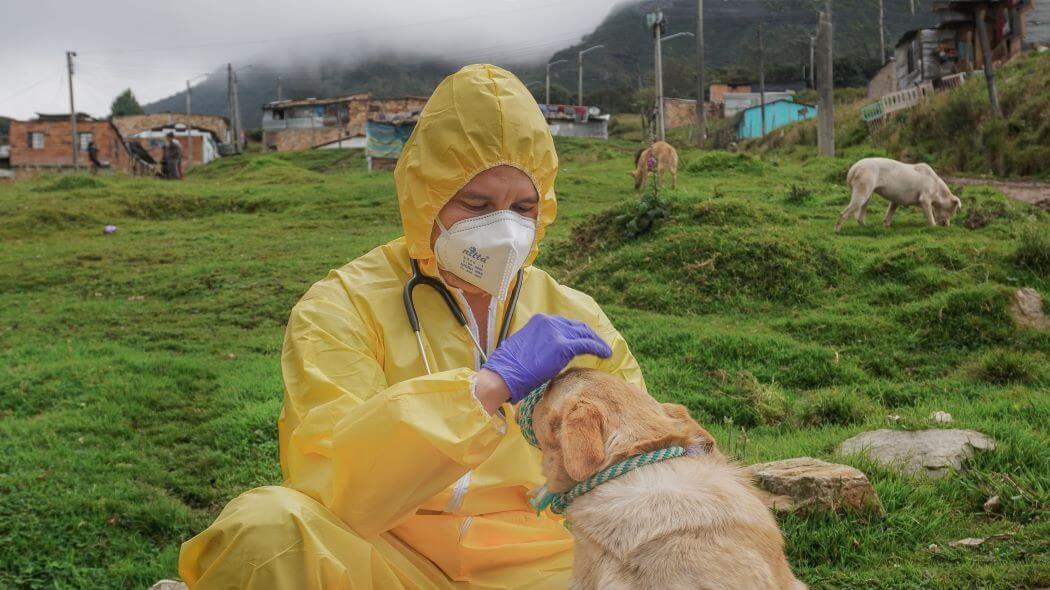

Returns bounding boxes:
[394,64,558,269]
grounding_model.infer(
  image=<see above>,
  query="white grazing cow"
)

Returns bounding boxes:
[836,157,962,233]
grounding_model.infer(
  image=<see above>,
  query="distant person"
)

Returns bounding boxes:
[162,132,183,179]
[86,140,102,174]
[178,64,639,589]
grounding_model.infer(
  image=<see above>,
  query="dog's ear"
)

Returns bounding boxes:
[560,399,606,481]
[661,403,717,452]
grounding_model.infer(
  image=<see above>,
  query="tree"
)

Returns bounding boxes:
[111,89,144,117]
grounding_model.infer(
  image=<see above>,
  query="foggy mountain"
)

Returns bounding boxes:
[143,0,937,127]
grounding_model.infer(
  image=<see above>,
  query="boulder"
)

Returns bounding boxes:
[1010,288,1049,330]
[837,429,995,477]
[746,457,882,515]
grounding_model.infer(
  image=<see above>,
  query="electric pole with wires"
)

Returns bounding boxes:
[695,0,706,148]
[66,51,78,170]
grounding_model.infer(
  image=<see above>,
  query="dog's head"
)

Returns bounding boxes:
[529,368,715,493]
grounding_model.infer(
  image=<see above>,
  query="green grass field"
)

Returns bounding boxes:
[1,140,1047,589]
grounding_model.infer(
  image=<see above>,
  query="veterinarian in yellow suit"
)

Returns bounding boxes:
[178,64,645,589]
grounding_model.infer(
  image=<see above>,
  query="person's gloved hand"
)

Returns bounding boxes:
[483,314,613,403]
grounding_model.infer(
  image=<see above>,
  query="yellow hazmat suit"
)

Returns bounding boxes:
[178,64,645,589]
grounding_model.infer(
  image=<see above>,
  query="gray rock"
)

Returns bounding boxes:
[746,457,883,515]
[1011,288,1049,330]
[929,411,952,423]
[837,429,995,477]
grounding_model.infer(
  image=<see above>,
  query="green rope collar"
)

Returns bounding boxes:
[531,446,687,515]
[517,382,547,448]
[516,382,686,515]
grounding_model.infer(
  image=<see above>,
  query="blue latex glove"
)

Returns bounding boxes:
[483,314,613,403]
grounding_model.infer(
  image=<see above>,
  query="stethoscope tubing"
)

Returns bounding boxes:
[403,258,524,375]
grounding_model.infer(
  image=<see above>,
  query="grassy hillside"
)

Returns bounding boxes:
[0,141,1047,588]
[751,52,1050,178]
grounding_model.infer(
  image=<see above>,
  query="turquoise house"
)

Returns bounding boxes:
[736,98,817,139]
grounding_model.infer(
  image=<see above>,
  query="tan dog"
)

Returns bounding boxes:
[531,369,806,590]
[631,141,678,191]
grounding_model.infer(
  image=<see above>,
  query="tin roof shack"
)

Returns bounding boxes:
[736,98,817,139]
[9,113,129,175]
[893,0,1037,90]
[262,95,428,152]
[540,104,610,139]
[723,91,795,117]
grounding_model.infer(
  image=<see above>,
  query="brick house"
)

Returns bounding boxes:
[9,113,130,174]
[261,95,429,151]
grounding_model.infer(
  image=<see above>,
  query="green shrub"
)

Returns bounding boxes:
[784,184,814,205]
[961,186,1026,229]
[971,349,1046,385]
[799,388,878,426]
[713,371,791,427]
[1012,225,1050,274]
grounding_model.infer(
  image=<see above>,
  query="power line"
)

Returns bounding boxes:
[0,67,65,104]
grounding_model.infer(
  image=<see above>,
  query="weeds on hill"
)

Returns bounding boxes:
[615,155,671,238]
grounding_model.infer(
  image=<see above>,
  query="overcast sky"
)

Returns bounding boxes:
[0,0,625,120]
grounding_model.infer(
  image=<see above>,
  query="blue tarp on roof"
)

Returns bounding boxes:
[365,120,416,160]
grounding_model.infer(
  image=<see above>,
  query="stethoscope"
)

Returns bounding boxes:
[403,258,525,375]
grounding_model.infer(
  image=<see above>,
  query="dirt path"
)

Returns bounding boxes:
[944,175,1050,207]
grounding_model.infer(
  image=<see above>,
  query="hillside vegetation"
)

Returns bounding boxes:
[0,140,1047,589]
[751,52,1050,178]
[147,0,935,125]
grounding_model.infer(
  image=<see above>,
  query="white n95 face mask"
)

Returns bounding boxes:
[434,210,537,300]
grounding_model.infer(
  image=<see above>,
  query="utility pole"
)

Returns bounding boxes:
[816,9,835,157]
[758,23,766,138]
[695,0,706,148]
[186,80,193,168]
[655,31,664,140]
[546,59,567,106]
[232,71,243,152]
[227,63,235,147]
[911,0,915,14]
[577,44,604,107]
[647,8,667,141]
[809,36,816,89]
[578,52,584,106]
[879,0,886,65]
[974,6,1002,117]
[277,76,283,101]
[66,51,78,170]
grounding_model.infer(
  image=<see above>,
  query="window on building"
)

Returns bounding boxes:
[29,132,45,149]
[79,132,94,152]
